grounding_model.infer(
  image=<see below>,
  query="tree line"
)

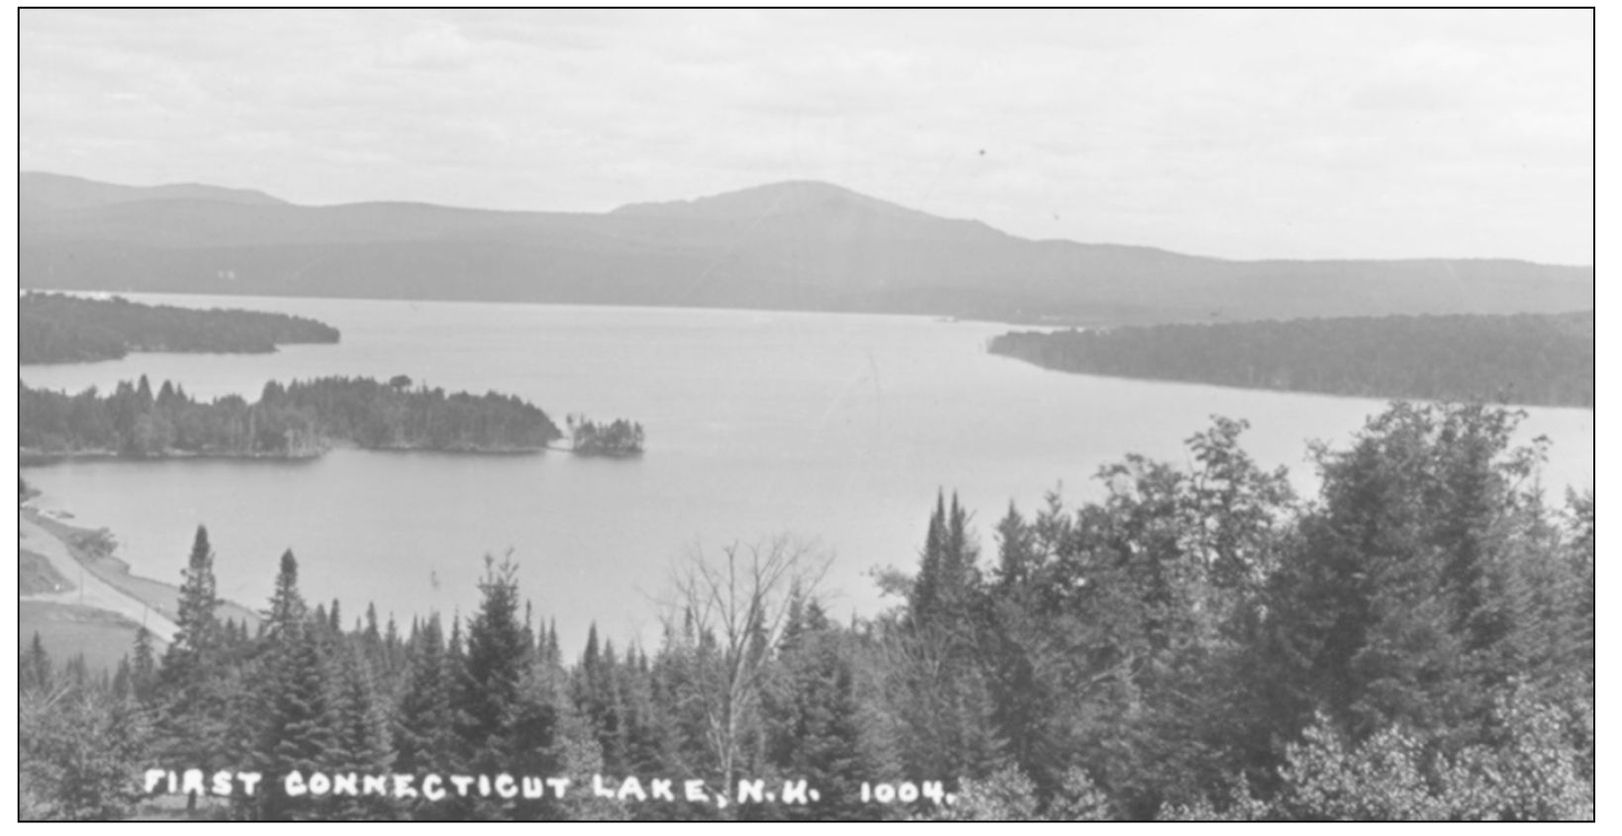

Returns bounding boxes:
[20,292,340,364]
[989,311,1594,408]
[18,375,563,458]
[18,402,1593,820]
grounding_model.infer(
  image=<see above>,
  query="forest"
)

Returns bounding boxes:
[18,375,562,458]
[567,415,646,457]
[16,402,1593,820]
[19,292,341,364]
[989,311,1595,408]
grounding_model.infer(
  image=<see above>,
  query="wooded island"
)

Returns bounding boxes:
[18,375,563,458]
[566,415,646,457]
[20,292,341,364]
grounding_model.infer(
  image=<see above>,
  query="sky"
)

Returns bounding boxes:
[18,8,1595,264]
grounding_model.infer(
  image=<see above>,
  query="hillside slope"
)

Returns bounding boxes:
[20,174,1594,324]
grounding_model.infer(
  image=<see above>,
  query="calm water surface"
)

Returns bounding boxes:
[21,294,1595,649]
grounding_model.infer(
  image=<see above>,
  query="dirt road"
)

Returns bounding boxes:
[18,513,180,644]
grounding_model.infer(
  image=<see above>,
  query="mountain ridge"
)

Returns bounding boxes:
[19,171,1594,324]
[20,171,289,211]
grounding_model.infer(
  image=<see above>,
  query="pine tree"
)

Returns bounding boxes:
[164,526,222,677]
[22,632,52,693]
[764,601,874,820]
[993,503,1038,590]
[451,555,535,818]
[363,603,382,653]
[890,494,1000,787]
[155,525,230,813]
[1259,403,1567,760]
[383,614,403,677]
[256,623,333,820]
[545,619,562,667]
[266,550,307,636]
[130,627,156,703]
[575,623,632,775]
[910,492,949,628]
[615,647,669,779]
[329,647,394,820]
[394,614,455,778]
[249,551,329,820]
[111,658,133,702]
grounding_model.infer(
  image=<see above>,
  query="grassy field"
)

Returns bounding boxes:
[20,544,72,596]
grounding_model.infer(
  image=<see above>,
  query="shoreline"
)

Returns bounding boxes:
[985,351,1599,413]
[18,342,337,367]
[19,505,262,637]
[19,442,552,467]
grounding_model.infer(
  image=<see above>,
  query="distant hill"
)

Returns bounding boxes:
[20,171,288,212]
[990,310,1595,408]
[19,173,1594,324]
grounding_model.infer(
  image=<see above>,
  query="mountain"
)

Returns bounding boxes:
[18,173,1593,324]
[20,171,288,212]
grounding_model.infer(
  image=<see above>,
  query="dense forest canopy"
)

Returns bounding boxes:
[20,292,340,364]
[18,375,562,458]
[989,311,1595,408]
[18,402,1593,820]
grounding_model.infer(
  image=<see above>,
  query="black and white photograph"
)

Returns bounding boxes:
[12,7,1597,821]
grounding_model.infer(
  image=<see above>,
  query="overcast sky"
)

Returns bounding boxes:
[19,9,1593,264]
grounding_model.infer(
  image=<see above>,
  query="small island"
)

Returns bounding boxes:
[19,292,341,364]
[19,374,565,459]
[566,414,646,457]
[989,311,1594,408]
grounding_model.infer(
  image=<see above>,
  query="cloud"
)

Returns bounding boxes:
[18,9,1593,263]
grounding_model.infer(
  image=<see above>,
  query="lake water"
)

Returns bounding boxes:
[20,294,1595,651]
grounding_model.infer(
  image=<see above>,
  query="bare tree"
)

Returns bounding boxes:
[660,534,832,797]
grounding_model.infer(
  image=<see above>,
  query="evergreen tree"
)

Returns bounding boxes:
[394,614,455,780]
[130,627,156,703]
[256,623,334,820]
[1259,403,1575,764]
[614,646,669,779]
[329,647,394,820]
[887,495,1001,788]
[249,552,329,820]
[111,658,133,702]
[383,614,403,677]
[266,549,307,636]
[23,632,52,693]
[451,555,537,818]
[155,525,230,813]
[163,526,222,677]
[574,623,633,774]
[545,619,562,667]
[363,603,382,653]
[763,600,873,820]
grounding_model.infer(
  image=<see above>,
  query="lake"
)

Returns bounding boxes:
[20,294,1595,651]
